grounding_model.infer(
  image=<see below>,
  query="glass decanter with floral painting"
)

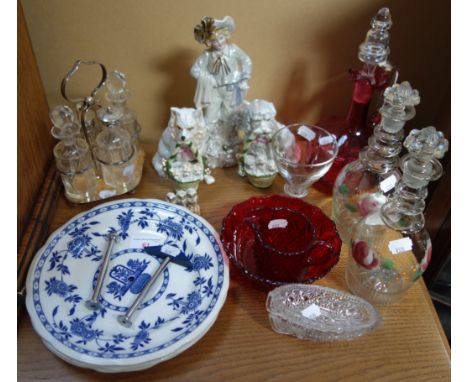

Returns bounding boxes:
[345,127,449,304]
[332,81,420,244]
[314,7,394,195]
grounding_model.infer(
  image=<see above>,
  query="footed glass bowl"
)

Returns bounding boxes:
[220,195,341,288]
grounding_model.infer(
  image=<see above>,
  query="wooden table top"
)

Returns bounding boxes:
[18,144,451,381]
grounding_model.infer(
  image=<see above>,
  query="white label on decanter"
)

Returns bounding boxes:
[337,135,348,147]
[161,244,180,257]
[298,125,316,141]
[99,190,117,199]
[301,303,321,319]
[388,237,413,254]
[123,164,135,177]
[268,219,288,229]
[319,135,335,145]
[379,175,397,193]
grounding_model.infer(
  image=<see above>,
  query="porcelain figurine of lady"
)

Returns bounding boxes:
[238,100,282,188]
[191,16,253,168]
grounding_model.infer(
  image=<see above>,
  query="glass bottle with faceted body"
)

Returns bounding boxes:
[332,81,420,244]
[95,106,141,194]
[50,105,97,203]
[105,70,144,161]
[345,127,449,304]
[314,7,394,195]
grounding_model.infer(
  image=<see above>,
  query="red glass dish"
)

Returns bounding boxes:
[220,195,342,288]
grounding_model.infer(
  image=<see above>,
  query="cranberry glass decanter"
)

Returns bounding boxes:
[332,81,420,244]
[345,127,448,304]
[314,7,393,194]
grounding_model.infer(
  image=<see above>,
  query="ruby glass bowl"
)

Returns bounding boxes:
[220,195,342,288]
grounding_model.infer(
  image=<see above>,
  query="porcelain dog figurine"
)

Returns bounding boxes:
[152,107,207,177]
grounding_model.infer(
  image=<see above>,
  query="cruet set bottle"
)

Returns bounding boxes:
[50,63,144,203]
[95,105,142,197]
[50,105,97,203]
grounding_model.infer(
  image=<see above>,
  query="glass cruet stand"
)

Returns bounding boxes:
[332,81,420,244]
[105,70,144,160]
[345,127,449,304]
[95,105,140,194]
[50,105,97,203]
[313,7,394,195]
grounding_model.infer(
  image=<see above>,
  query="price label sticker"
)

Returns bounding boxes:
[298,125,316,142]
[99,190,117,199]
[319,135,335,145]
[301,303,321,319]
[388,237,413,254]
[268,219,288,229]
[379,175,397,193]
[337,135,348,147]
[161,244,180,257]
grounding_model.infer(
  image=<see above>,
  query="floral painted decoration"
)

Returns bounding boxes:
[356,192,387,216]
[351,241,379,270]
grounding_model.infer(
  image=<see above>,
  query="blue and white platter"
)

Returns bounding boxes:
[25,199,229,372]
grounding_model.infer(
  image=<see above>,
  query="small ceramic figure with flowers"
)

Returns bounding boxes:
[238,99,283,188]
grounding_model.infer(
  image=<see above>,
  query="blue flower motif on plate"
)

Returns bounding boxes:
[26,200,228,368]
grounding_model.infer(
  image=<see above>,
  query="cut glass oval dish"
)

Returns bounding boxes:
[25,199,229,372]
[266,284,381,341]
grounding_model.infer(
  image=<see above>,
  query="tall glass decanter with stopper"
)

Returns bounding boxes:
[345,127,449,304]
[314,7,394,195]
[95,105,141,194]
[332,81,420,244]
[365,7,397,136]
[105,70,144,160]
[50,105,97,203]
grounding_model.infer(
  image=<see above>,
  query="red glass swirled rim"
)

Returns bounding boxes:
[220,195,342,288]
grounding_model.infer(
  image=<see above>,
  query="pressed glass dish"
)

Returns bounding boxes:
[266,284,381,341]
[220,195,341,288]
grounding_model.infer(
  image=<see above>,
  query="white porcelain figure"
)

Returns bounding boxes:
[152,107,206,175]
[191,16,253,168]
[238,100,283,188]
[152,107,214,189]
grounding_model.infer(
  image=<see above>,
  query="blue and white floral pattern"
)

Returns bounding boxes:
[26,200,227,369]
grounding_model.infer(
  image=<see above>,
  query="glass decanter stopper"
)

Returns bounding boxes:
[363,7,397,134]
[332,81,420,244]
[345,127,449,304]
[95,105,140,194]
[50,105,97,203]
[105,70,143,158]
[314,7,393,195]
